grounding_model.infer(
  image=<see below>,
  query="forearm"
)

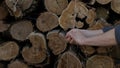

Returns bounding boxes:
[80,29,103,37]
[81,29,117,46]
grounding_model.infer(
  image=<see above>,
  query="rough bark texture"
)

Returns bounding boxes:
[0,41,19,61]
[22,32,47,64]
[57,51,82,68]
[36,12,59,32]
[10,20,33,41]
[47,30,67,55]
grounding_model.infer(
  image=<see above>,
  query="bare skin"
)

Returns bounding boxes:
[65,28,117,46]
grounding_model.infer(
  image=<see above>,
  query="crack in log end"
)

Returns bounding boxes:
[22,32,48,64]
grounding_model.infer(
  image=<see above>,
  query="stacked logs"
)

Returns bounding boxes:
[0,0,120,68]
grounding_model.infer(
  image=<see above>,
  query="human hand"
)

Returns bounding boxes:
[65,29,86,45]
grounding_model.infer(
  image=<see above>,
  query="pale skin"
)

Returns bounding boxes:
[65,28,117,46]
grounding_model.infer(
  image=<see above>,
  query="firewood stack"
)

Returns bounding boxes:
[0,0,120,68]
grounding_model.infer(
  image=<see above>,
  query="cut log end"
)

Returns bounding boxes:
[47,30,67,55]
[111,0,120,14]
[10,20,33,41]
[36,12,59,32]
[57,51,82,68]
[86,55,114,68]
[0,41,19,61]
[44,0,68,15]
[80,46,95,56]
[96,0,111,4]
[0,21,10,32]
[22,33,47,64]
[0,6,8,20]
[8,60,29,68]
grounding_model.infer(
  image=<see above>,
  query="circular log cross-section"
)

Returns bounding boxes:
[57,51,82,68]
[0,41,19,61]
[8,60,29,68]
[36,12,59,32]
[17,0,33,11]
[47,30,67,55]
[44,0,68,15]
[80,46,95,56]
[0,6,8,20]
[0,21,10,32]
[96,0,111,4]
[22,33,47,64]
[86,55,114,68]
[111,0,120,14]
[10,20,33,41]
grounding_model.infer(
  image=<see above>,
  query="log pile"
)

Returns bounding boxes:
[0,0,120,68]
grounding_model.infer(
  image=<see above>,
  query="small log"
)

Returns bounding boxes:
[111,0,120,14]
[75,21,84,28]
[59,0,76,30]
[80,46,95,56]
[5,0,23,17]
[36,12,59,32]
[96,0,111,5]
[17,0,33,11]
[0,41,19,61]
[47,30,67,55]
[8,60,29,68]
[59,0,88,30]
[86,8,96,25]
[96,46,112,55]
[57,51,82,68]
[0,5,8,20]
[0,21,10,32]
[22,32,47,64]
[10,20,33,41]
[96,7,109,20]
[88,19,111,30]
[44,0,68,15]
[86,55,114,68]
